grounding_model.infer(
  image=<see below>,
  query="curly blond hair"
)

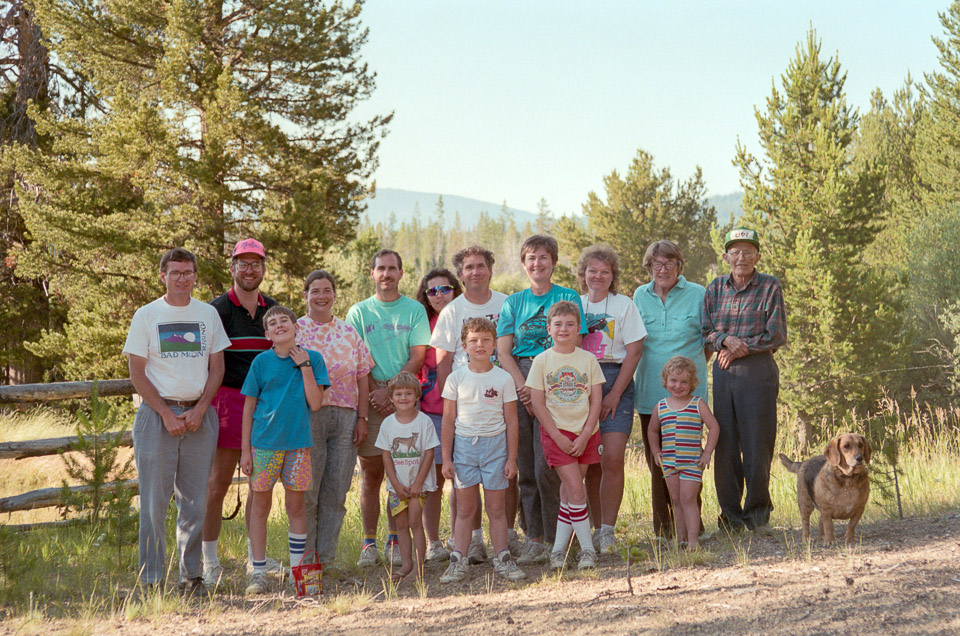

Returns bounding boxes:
[660,356,700,390]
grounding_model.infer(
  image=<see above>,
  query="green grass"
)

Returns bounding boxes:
[2,400,960,621]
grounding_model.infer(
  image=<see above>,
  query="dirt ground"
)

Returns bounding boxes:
[7,511,960,636]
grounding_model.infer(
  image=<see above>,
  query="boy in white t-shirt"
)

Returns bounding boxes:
[375,372,440,579]
[440,318,525,583]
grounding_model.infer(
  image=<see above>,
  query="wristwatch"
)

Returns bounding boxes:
[296,360,312,369]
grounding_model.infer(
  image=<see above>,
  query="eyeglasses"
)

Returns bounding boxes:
[426,285,454,297]
[650,260,678,272]
[727,249,758,259]
[234,261,264,272]
[165,270,197,281]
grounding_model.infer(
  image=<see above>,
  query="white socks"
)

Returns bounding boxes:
[202,540,219,567]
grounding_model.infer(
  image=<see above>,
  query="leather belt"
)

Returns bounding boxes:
[163,398,199,408]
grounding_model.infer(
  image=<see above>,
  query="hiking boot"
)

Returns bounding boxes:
[595,528,618,554]
[439,553,469,583]
[178,577,209,599]
[549,550,566,570]
[426,540,450,562]
[467,537,487,564]
[356,544,381,568]
[517,540,549,565]
[386,541,403,566]
[202,563,224,587]
[577,549,598,570]
[245,571,270,596]
[507,529,523,557]
[492,552,526,581]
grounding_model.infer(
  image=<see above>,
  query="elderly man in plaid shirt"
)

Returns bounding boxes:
[701,227,787,532]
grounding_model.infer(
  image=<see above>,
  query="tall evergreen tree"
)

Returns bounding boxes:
[734,29,902,434]
[10,0,390,380]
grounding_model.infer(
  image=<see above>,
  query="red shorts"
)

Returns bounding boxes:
[540,428,602,468]
[212,386,245,449]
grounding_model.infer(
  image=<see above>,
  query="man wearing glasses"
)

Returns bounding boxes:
[702,227,787,533]
[123,248,231,594]
[201,239,278,586]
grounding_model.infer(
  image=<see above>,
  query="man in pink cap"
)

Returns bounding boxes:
[201,238,279,586]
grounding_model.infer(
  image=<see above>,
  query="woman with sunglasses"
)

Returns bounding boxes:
[415,268,463,561]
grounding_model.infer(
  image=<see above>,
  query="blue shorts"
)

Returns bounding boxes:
[426,412,444,465]
[452,432,508,490]
[598,362,636,436]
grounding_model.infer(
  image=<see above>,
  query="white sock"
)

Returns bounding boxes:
[247,537,253,563]
[289,531,307,567]
[202,540,219,566]
[472,528,483,542]
[601,523,615,535]
[553,503,573,554]
[569,503,593,551]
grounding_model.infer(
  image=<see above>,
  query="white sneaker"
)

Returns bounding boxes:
[507,529,524,557]
[492,552,526,581]
[577,549,598,569]
[549,550,566,570]
[517,540,549,565]
[202,563,224,587]
[246,556,283,574]
[245,571,270,595]
[386,541,403,566]
[595,529,618,554]
[356,544,381,568]
[439,553,469,583]
[467,537,487,564]
[426,540,450,562]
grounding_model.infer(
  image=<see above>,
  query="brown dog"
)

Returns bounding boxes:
[779,433,872,544]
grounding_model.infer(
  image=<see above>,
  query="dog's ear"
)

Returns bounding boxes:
[859,434,872,464]
[824,436,842,467]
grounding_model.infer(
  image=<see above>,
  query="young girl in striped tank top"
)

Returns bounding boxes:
[647,356,719,550]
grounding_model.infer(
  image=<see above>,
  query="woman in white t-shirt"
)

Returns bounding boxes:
[577,245,646,554]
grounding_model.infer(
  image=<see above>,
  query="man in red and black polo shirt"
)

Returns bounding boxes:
[201,238,278,586]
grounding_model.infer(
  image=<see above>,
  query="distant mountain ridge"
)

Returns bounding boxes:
[363,188,538,229]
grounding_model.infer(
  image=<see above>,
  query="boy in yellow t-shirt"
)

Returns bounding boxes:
[525,301,605,570]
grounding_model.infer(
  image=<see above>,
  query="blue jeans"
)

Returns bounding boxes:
[305,405,358,565]
[132,402,218,584]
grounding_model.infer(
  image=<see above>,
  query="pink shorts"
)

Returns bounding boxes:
[540,428,602,468]
[251,447,312,492]
[212,386,245,449]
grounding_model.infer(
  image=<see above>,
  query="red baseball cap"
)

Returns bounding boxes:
[232,238,265,259]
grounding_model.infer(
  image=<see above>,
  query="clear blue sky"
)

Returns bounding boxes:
[353,1,946,216]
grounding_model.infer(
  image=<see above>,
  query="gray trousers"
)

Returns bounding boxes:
[305,405,358,565]
[712,352,779,530]
[132,402,218,584]
[516,357,561,543]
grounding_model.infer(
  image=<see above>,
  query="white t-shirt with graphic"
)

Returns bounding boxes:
[441,366,518,437]
[122,297,231,401]
[375,411,441,493]
[430,291,508,370]
[580,293,647,364]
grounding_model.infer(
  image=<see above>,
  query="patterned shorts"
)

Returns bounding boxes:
[251,447,312,492]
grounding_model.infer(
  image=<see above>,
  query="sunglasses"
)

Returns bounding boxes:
[426,284,454,297]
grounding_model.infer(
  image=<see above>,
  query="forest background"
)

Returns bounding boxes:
[2,0,960,444]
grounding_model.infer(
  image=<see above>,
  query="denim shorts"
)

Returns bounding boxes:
[426,412,444,465]
[598,362,636,435]
[452,432,508,490]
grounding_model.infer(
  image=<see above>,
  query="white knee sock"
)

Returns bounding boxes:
[289,532,307,567]
[553,503,574,554]
[568,503,593,551]
[202,540,219,566]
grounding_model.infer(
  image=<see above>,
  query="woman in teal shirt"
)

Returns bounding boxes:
[632,240,709,540]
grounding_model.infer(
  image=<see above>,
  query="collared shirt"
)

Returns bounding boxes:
[210,288,277,389]
[632,276,708,414]
[701,270,787,354]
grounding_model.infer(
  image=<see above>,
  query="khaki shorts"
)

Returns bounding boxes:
[357,380,389,457]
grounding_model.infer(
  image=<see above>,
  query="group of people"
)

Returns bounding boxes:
[122,225,786,595]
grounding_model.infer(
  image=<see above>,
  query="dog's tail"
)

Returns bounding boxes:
[779,453,802,474]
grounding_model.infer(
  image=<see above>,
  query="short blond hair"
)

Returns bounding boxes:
[547,300,581,327]
[387,371,422,399]
[577,244,621,295]
[660,356,700,390]
[460,317,497,343]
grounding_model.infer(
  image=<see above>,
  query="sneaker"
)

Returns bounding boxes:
[549,550,566,570]
[426,540,450,562]
[595,529,618,554]
[386,541,403,566]
[246,556,283,574]
[577,549,598,569]
[507,529,524,557]
[516,540,549,565]
[492,552,527,581]
[245,571,270,596]
[202,563,224,587]
[439,553,469,583]
[467,537,487,564]
[178,577,209,599]
[356,544,381,568]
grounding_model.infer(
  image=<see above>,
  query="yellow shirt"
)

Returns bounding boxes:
[526,347,605,434]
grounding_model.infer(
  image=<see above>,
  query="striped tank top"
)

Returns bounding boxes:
[657,396,703,467]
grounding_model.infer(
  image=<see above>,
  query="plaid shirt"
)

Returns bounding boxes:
[701,270,787,354]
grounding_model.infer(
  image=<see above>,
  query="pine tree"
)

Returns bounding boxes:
[9,0,390,380]
[734,29,903,436]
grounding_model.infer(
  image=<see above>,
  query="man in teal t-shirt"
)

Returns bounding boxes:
[345,249,430,567]
[497,235,587,562]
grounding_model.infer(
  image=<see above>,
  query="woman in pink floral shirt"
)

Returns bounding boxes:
[298,269,375,567]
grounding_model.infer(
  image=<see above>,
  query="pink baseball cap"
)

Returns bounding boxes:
[232,238,265,259]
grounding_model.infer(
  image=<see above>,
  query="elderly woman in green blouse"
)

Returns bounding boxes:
[632,240,709,540]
